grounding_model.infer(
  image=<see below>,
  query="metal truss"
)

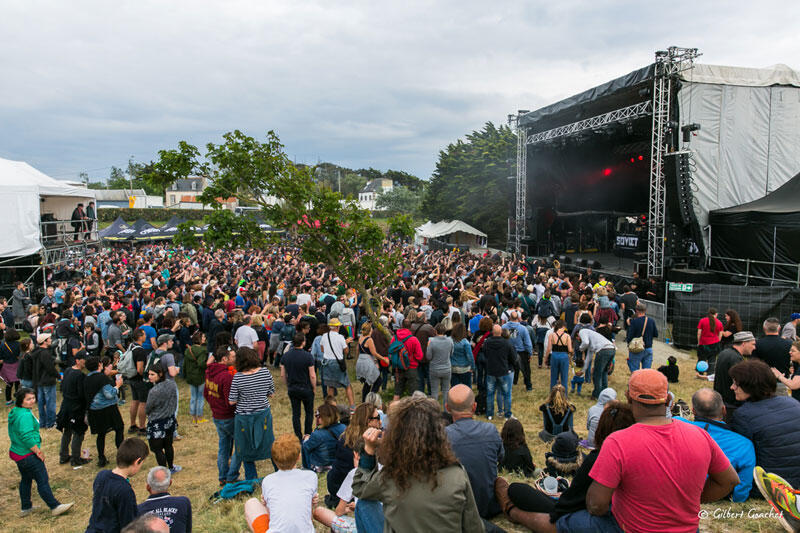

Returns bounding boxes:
[526,101,652,145]
[507,112,528,254]
[647,46,700,279]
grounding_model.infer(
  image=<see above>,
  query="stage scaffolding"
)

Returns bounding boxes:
[509,45,699,278]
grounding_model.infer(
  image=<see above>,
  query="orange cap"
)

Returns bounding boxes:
[628,369,668,405]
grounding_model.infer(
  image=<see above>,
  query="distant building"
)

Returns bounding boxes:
[95,188,163,209]
[358,178,393,211]
[164,176,239,210]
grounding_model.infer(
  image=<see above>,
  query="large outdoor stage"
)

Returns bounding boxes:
[508,47,800,286]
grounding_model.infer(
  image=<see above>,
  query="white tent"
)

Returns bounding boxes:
[415,220,488,248]
[0,157,96,257]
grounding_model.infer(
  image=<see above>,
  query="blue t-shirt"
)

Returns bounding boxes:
[140,325,157,350]
[469,314,483,334]
[86,470,137,533]
[137,493,192,533]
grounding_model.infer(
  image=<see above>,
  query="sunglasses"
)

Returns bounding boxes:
[368,415,381,421]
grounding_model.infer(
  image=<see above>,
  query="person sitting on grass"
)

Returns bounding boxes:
[538,385,576,442]
[657,355,680,383]
[86,437,150,533]
[136,466,192,533]
[245,433,318,533]
[494,401,636,533]
[120,514,169,533]
[500,417,535,477]
[301,403,345,472]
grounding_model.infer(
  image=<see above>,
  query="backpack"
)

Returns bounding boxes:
[388,333,412,371]
[117,345,138,379]
[536,299,555,319]
[144,350,163,375]
[22,318,34,333]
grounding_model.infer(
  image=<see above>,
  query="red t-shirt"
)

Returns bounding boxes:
[590,421,730,533]
[697,316,723,346]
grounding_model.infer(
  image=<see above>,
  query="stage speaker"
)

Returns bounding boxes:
[558,255,571,264]
[675,153,696,226]
[575,258,587,267]
[586,260,602,269]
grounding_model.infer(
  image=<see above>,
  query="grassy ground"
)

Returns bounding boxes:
[0,339,782,532]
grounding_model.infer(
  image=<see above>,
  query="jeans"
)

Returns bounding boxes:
[20,379,33,389]
[288,389,314,441]
[228,455,258,481]
[513,352,532,389]
[486,373,512,418]
[213,417,238,482]
[416,363,430,395]
[189,384,204,417]
[451,372,472,388]
[355,499,384,533]
[429,371,451,406]
[592,348,616,398]
[37,385,57,428]
[627,347,653,372]
[555,509,622,532]
[550,351,570,392]
[583,350,594,383]
[16,455,60,510]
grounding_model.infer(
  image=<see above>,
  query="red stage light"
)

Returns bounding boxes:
[603,168,612,176]
[630,157,635,163]
[638,155,644,161]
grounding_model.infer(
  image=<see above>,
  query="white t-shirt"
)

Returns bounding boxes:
[320,331,348,361]
[296,293,312,308]
[234,325,259,348]
[261,469,318,532]
[337,468,357,503]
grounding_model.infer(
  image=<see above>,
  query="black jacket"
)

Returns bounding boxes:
[480,336,517,377]
[32,346,59,388]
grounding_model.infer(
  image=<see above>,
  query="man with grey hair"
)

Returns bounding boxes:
[674,388,755,502]
[121,514,169,533]
[753,317,792,394]
[137,466,192,532]
[233,314,257,349]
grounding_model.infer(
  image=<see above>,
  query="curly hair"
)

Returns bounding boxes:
[344,403,375,450]
[377,396,458,494]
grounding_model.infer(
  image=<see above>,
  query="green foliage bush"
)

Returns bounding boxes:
[98,208,211,222]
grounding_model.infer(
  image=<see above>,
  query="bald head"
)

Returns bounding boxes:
[492,324,503,336]
[691,388,724,420]
[446,385,476,419]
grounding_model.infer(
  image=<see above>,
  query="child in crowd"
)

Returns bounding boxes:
[86,438,150,533]
[658,355,680,383]
[538,385,576,442]
[500,418,536,477]
[245,433,318,533]
[544,431,582,479]
[570,357,585,395]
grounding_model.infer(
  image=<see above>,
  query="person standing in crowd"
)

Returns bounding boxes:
[86,438,150,533]
[578,326,616,400]
[782,312,800,341]
[281,332,317,441]
[70,202,86,242]
[228,347,275,481]
[204,345,239,486]
[545,320,572,393]
[625,302,658,371]
[57,350,89,466]
[481,324,517,420]
[353,396,484,533]
[146,364,180,473]
[8,387,75,517]
[11,280,29,326]
[772,340,800,402]
[355,321,387,402]
[137,466,192,533]
[127,328,149,436]
[409,312,435,395]
[445,385,505,528]
[183,331,207,425]
[729,359,800,495]
[392,318,424,400]
[753,317,792,394]
[234,315,258,349]
[320,318,355,409]
[85,201,96,240]
[720,309,743,349]
[427,322,454,406]
[450,321,476,387]
[31,333,59,429]
[697,307,723,374]
[85,356,125,467]
[579,369,739,532]
[502,311,533,392]
[1,328,22,405]
[16,337,35,389]
[714,331,756,421]
[673,388,755,502]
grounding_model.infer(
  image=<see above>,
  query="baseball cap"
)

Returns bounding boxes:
[733,331,755,343]
[792,313,800,321]
[36,333,52,344]
[156,333,174,346]
[628,369,669,405]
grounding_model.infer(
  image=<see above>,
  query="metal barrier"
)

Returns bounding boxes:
[706,255,800,287]
[641,298,668,342]
[40,218,98,246]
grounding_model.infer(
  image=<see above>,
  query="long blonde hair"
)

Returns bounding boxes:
[544,385,573,416]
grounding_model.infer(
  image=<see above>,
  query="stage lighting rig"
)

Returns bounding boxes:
[681,123,701,142]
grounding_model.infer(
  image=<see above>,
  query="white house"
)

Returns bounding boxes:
[358,178,393,211]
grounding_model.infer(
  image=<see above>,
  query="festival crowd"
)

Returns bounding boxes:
[2,242,800,533]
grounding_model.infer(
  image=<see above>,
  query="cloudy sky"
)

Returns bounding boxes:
[1,1,798,182]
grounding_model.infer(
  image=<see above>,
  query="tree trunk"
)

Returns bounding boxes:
[357,284,392,342]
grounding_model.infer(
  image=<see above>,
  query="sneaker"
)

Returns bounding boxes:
[753,466,800,532]
[170,465,182,474]
[51,502,74,516]
[20,506,37,517]
[128,425,140,434]
[59,456,71,465]
[71,457,90,467]
[173,433,183,441]
[197,418,208,423]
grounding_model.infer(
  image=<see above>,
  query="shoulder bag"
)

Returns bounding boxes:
[628,317,648,354]
[327,332,347,373]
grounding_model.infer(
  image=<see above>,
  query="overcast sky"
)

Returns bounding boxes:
[1,1,798,182]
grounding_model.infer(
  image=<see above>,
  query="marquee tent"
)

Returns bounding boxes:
[152,216,186,240]
[0,157,96,257]
[99,217,133,241]
[415,220,488,248]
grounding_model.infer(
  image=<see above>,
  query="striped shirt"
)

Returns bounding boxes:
[228,367,275,414]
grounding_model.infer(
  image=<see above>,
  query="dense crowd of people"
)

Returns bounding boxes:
[2,241,800,532]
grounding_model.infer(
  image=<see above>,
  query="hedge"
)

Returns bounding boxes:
[98,208,211,222]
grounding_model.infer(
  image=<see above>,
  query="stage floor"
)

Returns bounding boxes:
[552,252,640,278]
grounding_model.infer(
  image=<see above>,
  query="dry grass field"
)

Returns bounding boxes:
[0,337,783,532]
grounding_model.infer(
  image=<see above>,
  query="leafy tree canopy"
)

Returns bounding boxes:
[375,185,421,218]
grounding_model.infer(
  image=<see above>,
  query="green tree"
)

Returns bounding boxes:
[146,130,413,337]
[384,169,424,192]
[375,185,421,217]
[421,122,515,245]
[340,172,366,198]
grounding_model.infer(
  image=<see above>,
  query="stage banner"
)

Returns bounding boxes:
[667,283,800,349]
